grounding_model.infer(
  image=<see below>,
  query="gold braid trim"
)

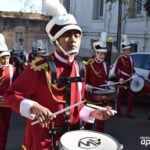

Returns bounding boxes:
[30,56,48,71]
[121,55,129,67]
[0,72,4,86]
[84,58,94,65]
[45,70,65,104]
[90,64,101,78]
[51,81,66,91]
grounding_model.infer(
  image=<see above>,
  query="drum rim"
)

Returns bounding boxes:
[91,89,116,95]
[60,130,122,150]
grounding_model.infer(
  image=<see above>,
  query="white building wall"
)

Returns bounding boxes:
[69,0,150,56]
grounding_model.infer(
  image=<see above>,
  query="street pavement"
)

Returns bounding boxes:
[6,96,150,150]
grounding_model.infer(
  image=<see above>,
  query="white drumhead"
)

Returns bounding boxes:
[60,130,123,150]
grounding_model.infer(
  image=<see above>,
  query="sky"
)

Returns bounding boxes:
[0,0,42,13]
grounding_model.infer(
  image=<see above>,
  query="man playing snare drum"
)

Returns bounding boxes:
[84,32,110,132]
[1,1,115,150]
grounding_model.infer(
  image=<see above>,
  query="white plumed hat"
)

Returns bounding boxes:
[121,34,131,50]
[36,39,46,52]
[44,0,82,42]
[93,32,107,52]
[0,33,10,57]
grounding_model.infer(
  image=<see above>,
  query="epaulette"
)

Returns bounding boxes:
[30,56,48,71]
[84,58,94,65]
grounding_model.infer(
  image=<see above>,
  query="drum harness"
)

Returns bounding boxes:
[44,55,85,138]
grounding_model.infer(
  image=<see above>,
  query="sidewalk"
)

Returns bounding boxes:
[6,97,150,150]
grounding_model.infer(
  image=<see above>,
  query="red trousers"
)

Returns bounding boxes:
[0,107,11,150]
[117,87,135,116]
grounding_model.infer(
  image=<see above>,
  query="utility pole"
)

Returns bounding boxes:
[117,0,122,53]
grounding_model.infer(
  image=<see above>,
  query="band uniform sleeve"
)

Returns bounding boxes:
[3,65,39,114]
[80,106,95,123]
[114,57,121,80]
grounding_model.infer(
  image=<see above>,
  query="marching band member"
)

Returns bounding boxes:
[84,32,109,132]
[0,33,16,150]
[28,40,47,63]
[1,1,114,150]
[114,34,135,118]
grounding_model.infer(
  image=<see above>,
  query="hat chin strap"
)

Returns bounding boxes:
[55,40,79,56]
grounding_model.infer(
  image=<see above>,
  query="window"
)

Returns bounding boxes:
[128,0,143,18]
[15,32,24,51]
[144,55,150,70]
[63,0,70,13]
[93,0,104,20]
[131,54,144,68]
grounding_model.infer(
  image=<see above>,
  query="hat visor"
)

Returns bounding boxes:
[54,24,82,40]
[122,45,131,49]
[0,52,10,57]
[94,49,107,52]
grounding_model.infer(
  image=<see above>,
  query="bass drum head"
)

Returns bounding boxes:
[130,75,144,92]
[59,130,123,150]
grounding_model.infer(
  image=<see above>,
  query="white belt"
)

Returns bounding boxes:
[120,70,131,77]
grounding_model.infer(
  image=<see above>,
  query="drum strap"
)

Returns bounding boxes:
[44,55,85,134]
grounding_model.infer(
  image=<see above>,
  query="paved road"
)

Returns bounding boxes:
[6,96,150,150]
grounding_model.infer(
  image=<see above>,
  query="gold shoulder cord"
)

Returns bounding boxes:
[121,56,129,67]
[30,56,66,103]
[45,70,65,104]
[46,55,66,91]
[90,63,101,78]
[0,72,4,86]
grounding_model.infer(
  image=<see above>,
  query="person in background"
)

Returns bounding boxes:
[0,33,16,150]
[84,32,109,132]
[1,1,114,150]
[114,34,135,118]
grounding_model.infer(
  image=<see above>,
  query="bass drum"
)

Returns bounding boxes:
[130,75,145,92]
[59,130,123,150]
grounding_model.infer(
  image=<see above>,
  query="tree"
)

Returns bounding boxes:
[106,0,129,52]
[106,0,149,52]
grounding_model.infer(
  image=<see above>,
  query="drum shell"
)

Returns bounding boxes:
[59,130,123,150]
[89,89,116,102]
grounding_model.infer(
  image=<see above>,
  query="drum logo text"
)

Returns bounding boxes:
[78,137,101,149]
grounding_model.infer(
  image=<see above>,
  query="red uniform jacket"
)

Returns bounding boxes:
[114,54,134,87]
[0,65,16,95]
[3,52,85,150]
[85,57,108,104]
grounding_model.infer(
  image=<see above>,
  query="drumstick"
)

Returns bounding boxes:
[31,100,86,126]
[88,77,132,90]
[86,103,117,114]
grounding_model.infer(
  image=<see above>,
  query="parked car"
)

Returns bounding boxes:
[130,52,150,95]
[109,52,150,96]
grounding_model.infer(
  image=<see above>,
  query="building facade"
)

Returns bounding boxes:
[0,11,51,54]
[57,0,150,58]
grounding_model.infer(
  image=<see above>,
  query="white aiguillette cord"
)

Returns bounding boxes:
[86,103,117,114]
[31,100,86,126]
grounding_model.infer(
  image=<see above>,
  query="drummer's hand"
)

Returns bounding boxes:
[119,78,125,85]
[31,103,56,128]
[86,84,93,91]
[90,106,114,120]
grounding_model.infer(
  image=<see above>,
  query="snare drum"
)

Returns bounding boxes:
[59,130,123,150]
[90,89,116,101]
